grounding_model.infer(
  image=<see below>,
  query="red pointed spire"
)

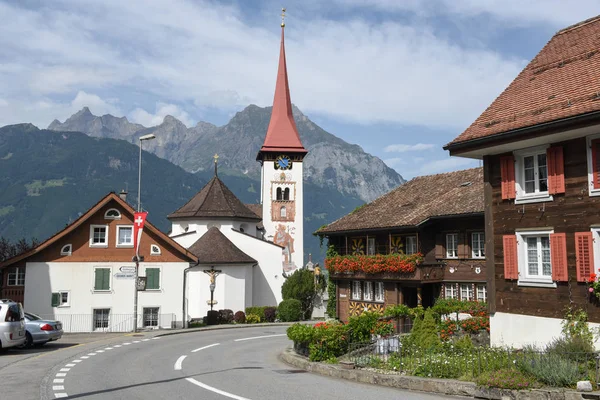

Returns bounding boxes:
[258,25,307,157]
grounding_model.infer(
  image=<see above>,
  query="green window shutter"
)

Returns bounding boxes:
[51,293,60,307]
[95,268,110,291]
[102,268,110,290]
[146,268,160,290]
[94,269,102,290]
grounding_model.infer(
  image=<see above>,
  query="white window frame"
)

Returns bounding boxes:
[514,146,553,204]
[116,225,134,248]
[367,238,376,255]
[7,267,25,286]
[150,244,161,256]
[363,281,374,301]
[587,134,600,197]
[104,208,121,220]
[89,224,109,248]
[460,284,474,301]
[471,232,485,259]
[476,284,487,302]
[406,236,417,255]
[444,283,457,299]
[92,308,111,331]
[93,266,112,292]
[58,290,70,307]
[280,206,287,218]
[374,282,384,303]
[516,229,556,287]
[446,233,458,259]
[60,244,72,256]
[351,281,362,300]
[591,228,600,271]
[143,306,160,329]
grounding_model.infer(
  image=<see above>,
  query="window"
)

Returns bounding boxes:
[476,284,487,302]
[363,281,373,301]
[516,230,554,286]
[444,283,457,299]
[515,146,552,203]
[51,291,70,307]
[93,309,110,330]
[374,282,384,303]
[145,268,160,290]
[351,281,362,300]
[472,232,485,258]
[276,187,283,200]
[405,236,417,255]
[116,225,133,247]
[7,267,25,286]
[446,234,458,258]
[280,206,287,218]
[94,267,111,291]
[150,244,161,255]
[283,188,290,200]
[367,238,376,255]
[460,284,474,301]
[104,208,121,220]
[587,136,600,196]
[143,307,159,328]
[89,225,108,247]
[60,244,72,256]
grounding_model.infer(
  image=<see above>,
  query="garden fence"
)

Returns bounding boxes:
[37,313,177,333]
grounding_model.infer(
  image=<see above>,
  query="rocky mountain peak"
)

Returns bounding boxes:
[161,115,184,127]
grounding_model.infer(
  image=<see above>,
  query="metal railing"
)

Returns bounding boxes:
[329,245,414,257]
[37,313,177,333]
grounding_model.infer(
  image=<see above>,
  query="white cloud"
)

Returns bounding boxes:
[0,98,7,107]
[71,91,120,116]
[383,157,406,168]
[416,157,478,176]
[384,143,435,153]
[129,103,194,127]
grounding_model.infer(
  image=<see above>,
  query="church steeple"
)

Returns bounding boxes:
[257,14,307,160]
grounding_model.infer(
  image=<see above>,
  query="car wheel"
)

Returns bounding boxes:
[22,332,33,349]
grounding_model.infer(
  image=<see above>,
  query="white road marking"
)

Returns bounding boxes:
[53,379,64,384]
[123,343,131,346]
[142,339,150,341]
[56,373,67,377]
[234,334,286,342]
[87,353,97,356]
[105,347,113,350]
[186,378,250,400]
[133,340,140,343]
[55,393,68,398]
[152,337,160,340]
[65,364,76,367]
[113,345,122,348]
[60,368,71,372]
[96,350,104,353]
[80,356,89,359]
[174,355,187,370]
[72,360,82,363]
[192,343,220,353]
[53,386,65,390]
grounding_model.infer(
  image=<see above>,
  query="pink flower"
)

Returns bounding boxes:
[590,287,595,293]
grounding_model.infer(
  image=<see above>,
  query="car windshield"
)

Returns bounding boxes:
[24,312,41,321]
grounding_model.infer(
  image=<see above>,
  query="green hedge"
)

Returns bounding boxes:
[278,299,302,322]
[244,306,278,322]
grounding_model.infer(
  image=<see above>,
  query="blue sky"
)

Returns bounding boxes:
[0,1,598,179]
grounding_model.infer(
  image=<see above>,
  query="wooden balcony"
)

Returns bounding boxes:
[1,287,24,304]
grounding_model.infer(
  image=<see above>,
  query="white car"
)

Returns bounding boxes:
[0,299,26,349]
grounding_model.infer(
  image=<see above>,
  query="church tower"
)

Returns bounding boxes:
[257,11,307,274]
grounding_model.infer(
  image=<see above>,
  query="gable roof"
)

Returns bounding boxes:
[317,168,483,234]
[168,176,261,221]
[188,227,257,265]
[0,193,198,268]
[446,15,600,150]
[244,204,264,230]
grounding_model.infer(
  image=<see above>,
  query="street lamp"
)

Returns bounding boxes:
[133,133,155,332]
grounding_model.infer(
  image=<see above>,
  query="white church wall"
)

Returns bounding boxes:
[24,261,187,331]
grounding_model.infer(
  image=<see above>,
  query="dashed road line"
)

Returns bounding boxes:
[192,343,220,353]
[53,379,64,384]
[56,373,67,377]
[55,393,68,398]
[234,334,286,342]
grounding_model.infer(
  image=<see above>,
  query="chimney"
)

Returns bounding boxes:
[119,190,127,202]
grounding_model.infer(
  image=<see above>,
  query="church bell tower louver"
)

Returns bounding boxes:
[257,9,307,273]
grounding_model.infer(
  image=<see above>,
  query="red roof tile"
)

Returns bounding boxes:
[447,15,600,148]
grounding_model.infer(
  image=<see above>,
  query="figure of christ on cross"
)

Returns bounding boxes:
[203,267,222,311]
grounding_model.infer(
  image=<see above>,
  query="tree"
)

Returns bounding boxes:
[0,237,38,262]
[282,269,318,320]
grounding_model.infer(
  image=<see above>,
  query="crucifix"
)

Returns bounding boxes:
[213,153,219,176]
[203,267,222,311]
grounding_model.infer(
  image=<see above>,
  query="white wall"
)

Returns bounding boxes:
[24,261,187,331]
[490,312,600,349]
[171,219,258,247]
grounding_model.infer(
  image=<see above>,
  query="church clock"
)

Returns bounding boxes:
[274,155,292,170]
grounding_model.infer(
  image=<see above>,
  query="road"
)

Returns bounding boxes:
[1,326,463,399]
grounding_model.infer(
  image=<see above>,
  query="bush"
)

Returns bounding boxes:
[219,309,234,324]
[459,316,490,334]
[517,352,582,387]
[347,311,381,343]
[234,311,246,324]
[476,369,539,390]
[545,336,595,361]
[264,306,277,323]
[410,309,440,349]
[278,299,303,322]
[282,269,318,320]
[245,307,266,322]
[326,279,337,318]
[246,314,260,324]
[287,322,349,362]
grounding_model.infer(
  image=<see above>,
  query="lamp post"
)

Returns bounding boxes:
[133,133,156,332]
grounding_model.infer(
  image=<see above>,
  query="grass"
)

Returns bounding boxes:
[25,178,67,196]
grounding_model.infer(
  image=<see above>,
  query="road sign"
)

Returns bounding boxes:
[137,276,147,291]
[114,273,135,279]
[120,266,136,273]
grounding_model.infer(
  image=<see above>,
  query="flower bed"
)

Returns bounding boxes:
[325,253,423,274]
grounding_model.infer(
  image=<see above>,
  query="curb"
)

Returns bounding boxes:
[156,321,314,337]
[279,347,597,400]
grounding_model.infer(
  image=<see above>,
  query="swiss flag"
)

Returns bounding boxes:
[133,212,148,259]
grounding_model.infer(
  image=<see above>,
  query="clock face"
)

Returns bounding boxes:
[275,155,292,170]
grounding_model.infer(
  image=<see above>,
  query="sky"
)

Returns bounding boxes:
[0,1,598,179]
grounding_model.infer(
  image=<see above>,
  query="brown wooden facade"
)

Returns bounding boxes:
[326,215,487,322]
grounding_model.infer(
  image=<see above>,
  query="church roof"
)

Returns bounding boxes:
[168,176,261,221]
[188,227,257,265]
[258,26,307,158]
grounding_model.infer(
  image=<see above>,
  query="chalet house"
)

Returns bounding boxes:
[317,168,486,324]
[444,16,600,348]
[0,192,197,332]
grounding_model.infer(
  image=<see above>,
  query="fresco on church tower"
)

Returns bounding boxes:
[273,224,296,273]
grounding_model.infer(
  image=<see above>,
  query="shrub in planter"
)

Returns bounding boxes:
[347,311,381,343]
[264,306,277,323]
[410,309,440,349]
[278,299,303,322]
[234,311,246,324]
[219,309,234,324]
[246,313,261,324]
[206,310,220,325]
[287,323,315,356]
[245,307,266,322]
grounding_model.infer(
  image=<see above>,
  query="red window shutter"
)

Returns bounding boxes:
[575,232,595,282]
[592,139,600,190]
[503,235,518,280]
[500,156,516,200]
[547,147,565,195]
[550,233,568,282]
